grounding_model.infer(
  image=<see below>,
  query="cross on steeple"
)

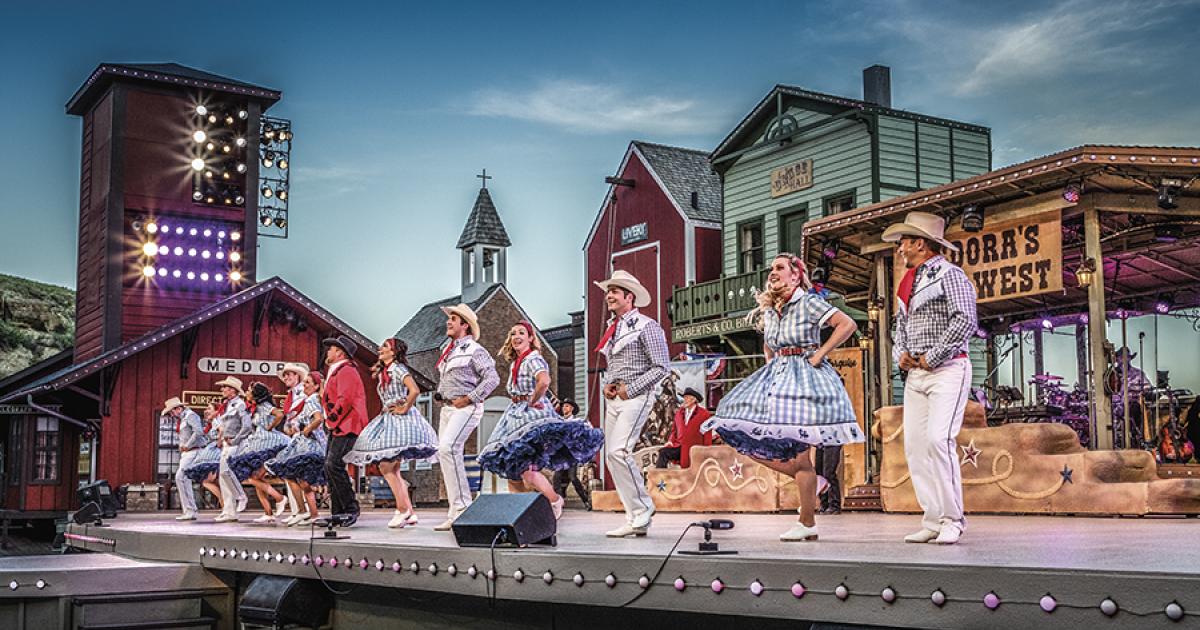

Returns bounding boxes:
[476,169,492,189]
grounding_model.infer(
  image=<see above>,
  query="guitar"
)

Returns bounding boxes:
[1155,389,1195,463]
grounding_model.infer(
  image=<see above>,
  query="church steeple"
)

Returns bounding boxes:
[459,171,511,302]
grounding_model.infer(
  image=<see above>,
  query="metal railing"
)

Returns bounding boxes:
[670,268,769,324]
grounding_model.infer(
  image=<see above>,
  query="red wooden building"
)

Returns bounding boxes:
[582,141,722,426]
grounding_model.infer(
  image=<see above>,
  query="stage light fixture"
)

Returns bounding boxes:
[158,267,167,277]
[205,141,215,152]
[190,158,205,171]
[158,245,169,255]
[277,189,287,201]
[224,114,234,125]
[230,270,242,282]
[142,266,156,278]
[216,251,225,260]
[1041,317,1053,330]
[189,228,198,236]
[1154,224,1182,243]
[192,130,207,143]
[201,250,211,259]
[238,109,248,120]
[215,273,224,281]
[231,231,241,241]
[1062,183,1082,204]
[235,194,246,205]
[192,190,204,202]
[146,222,158,234]
[175,226,184,235]
[236,137,247,148]
[207,113,217,124]
[237,162,247,173]
[203,229,212,237]
[221,171,230,180]
[230,251,242,262]
[186,271,196,280]
[262,185,273,198]
[142,242,158,256]
[173,247,183,256]
[200,272,209,281]
[278,158,288,170]
[218,230,226,238]
[222,144,231,154]
[262,155,274,168]
[195,105,208,116]
[961,204,985,232]
[188,248,197,257]
[1155,295,1174,314]
[1158,178,1182,210]
[260,212,273,227]
[172,269,181,278]
[274,214,287,228]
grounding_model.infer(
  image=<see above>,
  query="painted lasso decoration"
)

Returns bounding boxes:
[657,456,771,500]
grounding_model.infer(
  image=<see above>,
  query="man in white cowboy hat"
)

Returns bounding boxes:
[163,397,207,521]
[883,211,978,545]
[432,303,500,531]
[594,270,670,537]
[213,376,250,522]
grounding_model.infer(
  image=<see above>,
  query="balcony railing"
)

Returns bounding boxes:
[669,269,769,325]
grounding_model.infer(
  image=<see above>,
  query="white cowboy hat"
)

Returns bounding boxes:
[276,362,309,382]
[594,269,651,308]
[440,303,481,339]
[881,211,959,252]
[161,396,186,415]
[213,376,245,394]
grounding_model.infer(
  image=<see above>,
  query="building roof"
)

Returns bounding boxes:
[393,285,505,355]
[0,277,415,403]
[67,63,282,115]
[456,188,512,249]
[632,141,723,223]
[710,84,990,165]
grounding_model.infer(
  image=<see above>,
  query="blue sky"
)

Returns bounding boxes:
[2,0,1199,355]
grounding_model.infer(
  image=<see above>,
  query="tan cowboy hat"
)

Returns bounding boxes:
[440,303,481,339]
[161,396,186,415]
[881,211,959,252]
[594,269,651,308]
[276,362,309,382]
[213,376,245,394]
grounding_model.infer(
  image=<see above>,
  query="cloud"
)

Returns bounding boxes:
[468,79,722,135]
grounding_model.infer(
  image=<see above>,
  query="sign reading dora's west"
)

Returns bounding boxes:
[770,159,813,198]
[944,210,1063,303]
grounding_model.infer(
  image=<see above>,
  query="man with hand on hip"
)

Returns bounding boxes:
[165,397,207,521]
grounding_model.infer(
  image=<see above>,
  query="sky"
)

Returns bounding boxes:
[2,0,1199,378]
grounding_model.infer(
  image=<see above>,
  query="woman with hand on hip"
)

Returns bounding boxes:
[701,253,863,542]
[478,322,603,519]
[228,382,291,523]
[266,370,328,526]
[344,338,439,528]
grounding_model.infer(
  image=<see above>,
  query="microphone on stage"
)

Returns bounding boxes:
[691,519,734,530]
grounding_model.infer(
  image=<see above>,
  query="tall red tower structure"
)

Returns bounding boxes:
[65,63,284,362]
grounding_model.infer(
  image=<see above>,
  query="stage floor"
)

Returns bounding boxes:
[67,509,1199,629]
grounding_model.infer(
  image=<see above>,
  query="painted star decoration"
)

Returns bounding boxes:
[1060,464,1073,484]
[959,439,982,468]
[729,460,745,480]
[655,480,667,492]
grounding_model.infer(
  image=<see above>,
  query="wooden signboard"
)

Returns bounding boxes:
[827,347,868,491]
[770,159,814,198]
[891,209,1063,304]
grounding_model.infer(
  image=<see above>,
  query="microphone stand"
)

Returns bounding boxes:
[678,522,738,555]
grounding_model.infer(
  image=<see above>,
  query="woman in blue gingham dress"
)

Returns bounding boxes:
[702,253,862,542]
[478,321,603,519]
[266,370,328,525]
[182,405,225,501]
[345,338,438,528]
[228,383,291,522]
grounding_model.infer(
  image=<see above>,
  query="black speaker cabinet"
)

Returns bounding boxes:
[71,501,103,525]
[452,493,557,547]
[77,480,119,518]
[239,575,332,629]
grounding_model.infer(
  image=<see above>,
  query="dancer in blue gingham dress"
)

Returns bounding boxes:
[478,351,603,481]
[266,393,327,485]
[345,362,438,466]
[229,392,290,481]
[703,291,863,460]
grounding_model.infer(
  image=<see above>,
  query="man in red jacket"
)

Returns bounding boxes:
[316,334,369,528]
[656,388,712,469]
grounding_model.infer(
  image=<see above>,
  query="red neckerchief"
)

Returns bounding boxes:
[246,398,257,415]
[897,266,918,308]
[594,319,618,353]
[281,390,294,416]
[510,349,533,386]
[379,361,394,387]
[435,339,455,369]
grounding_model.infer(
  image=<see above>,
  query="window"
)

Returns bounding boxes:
[823,191,856,216]
[33,417,59,482]
[6,419,22,485]
[737,220,764,273]
[778,205,808,256]
[157,411,180,480]
[482,248,497,283]
[468,250,476,284]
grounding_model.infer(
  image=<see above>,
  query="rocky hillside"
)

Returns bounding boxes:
[0,274,75,380]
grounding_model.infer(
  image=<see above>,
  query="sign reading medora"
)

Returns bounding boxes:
[944,210,1063,303]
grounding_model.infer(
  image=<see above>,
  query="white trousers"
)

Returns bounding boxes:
[438,403,484,518]
[217,444,246,517]
[176,449,199,516]
[902,358,971,533]
[603,394,656,526]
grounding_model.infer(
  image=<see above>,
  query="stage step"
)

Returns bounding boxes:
[841,483,882,511]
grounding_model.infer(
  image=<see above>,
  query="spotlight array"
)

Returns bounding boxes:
[258,115,293,238]
[131,216,244,290]
[190,100,249,207]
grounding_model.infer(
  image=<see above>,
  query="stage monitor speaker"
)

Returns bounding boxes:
[452,493,556,547]
[71,501,103,525]
[239,575,332,629]
[77,480,118,518]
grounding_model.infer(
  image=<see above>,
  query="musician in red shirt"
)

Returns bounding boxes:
[316,335,369,528]
[655,388,713,469]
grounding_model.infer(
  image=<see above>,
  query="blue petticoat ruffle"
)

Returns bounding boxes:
[183,460,220,483]
[343,445,438,467]
[714,428,812,462]
[266,453,327,486]
[478,421,603,481]
[229,445,287,481]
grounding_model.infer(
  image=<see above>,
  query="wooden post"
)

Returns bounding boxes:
[1032,329,1045,402]
[1084,205,1113,449]
[874,255,894,409]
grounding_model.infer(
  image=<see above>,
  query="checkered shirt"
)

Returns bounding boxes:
[436,336,501,403]
[178,409,208,449]
[891,255,978,369]
[379,363,417,406]
[508,352,551,396]
[220,397,252,445]
[602,309,671,398]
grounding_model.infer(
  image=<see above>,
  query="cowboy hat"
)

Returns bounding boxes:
[322,335,358,358]
[881,211,959,252]
[440,303,481,339]
[161,396,186,415]
[276,362,309,382]
[681,387,704,403]
[594,269,651,308]
[1115,347,1137,360]
[214,376,245,394]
